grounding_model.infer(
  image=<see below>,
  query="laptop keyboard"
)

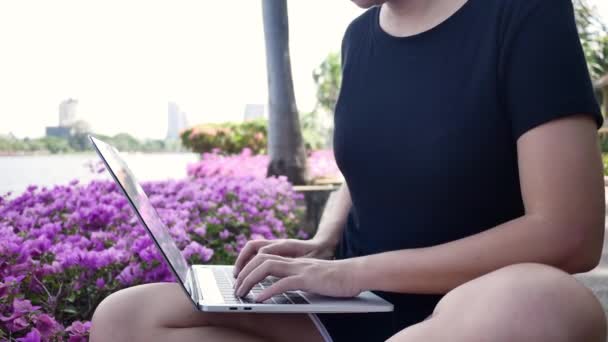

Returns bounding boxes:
[213,267,309,305]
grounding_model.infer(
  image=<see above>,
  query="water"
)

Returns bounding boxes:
[0,153,200,196]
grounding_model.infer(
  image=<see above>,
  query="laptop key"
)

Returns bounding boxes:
[272,295,292,304]
[290,296,308,304]
[240,295,256,303]
[285,292,309,304]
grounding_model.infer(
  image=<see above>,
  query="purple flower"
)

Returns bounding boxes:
[250,233,265,241]
[66,320,91,334]
[296,230,309,239]
[7,316,29,333]
[194,226,207,237]
[219,229,230,240]
[138,245,159,263]
[66,320,91,341]
[95,277,106,289]
[13,298,40,315]
[0,282,7,297]
[183,242,214,262]
[117,263,144,286]
[35,313,60,337]
[207,216,221,225]
[224,244,235,254]
[217,205,233,216]
[16,328,42,342]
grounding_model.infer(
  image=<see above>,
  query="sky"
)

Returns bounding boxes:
[0,0,362,139]
[1,1,607,140]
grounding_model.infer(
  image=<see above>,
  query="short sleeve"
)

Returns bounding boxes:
[340,14,358,72]
[341,25,350,71]
[500,0,603,140]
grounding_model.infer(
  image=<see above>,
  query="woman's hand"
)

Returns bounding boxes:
[233,238,336,277]
[233,253,362,302]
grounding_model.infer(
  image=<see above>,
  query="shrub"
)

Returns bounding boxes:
[0,176,304,341]
[599,129,608,153]
[181,121,267,155]
[187,149,343,182]
[301,111,333,150]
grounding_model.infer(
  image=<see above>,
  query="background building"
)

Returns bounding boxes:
[166,102,189,140]
[59,98,78,127]
[46,98,79,138]
[45,126,72,139]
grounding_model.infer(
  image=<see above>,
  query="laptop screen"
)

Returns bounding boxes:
[90,136,190,287]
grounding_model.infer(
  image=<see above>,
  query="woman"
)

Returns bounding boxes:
[91,0,608,340]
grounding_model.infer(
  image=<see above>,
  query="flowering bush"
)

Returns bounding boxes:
[181,120,267,155]
[187,149,343,182]
[0,176,304,341]
[307,150,343,181]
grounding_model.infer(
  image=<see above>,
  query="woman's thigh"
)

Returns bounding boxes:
[388,263,606,342]
[90,282,325,342]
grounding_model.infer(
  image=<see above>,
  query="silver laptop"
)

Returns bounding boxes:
[90,136,393,313]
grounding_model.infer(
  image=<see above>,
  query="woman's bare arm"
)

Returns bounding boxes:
[350,115,605,294]
[311,184,352,251]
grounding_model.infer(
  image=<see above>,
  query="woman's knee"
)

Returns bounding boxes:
[438,263,606,341]
[90,283,188,342]
[90,285,141,342]
[391,263,606,342]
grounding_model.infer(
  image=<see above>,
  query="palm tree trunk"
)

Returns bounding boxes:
[262,0,309,185]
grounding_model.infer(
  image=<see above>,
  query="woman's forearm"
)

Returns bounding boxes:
[312,184,352,250]
[348,213,602,295]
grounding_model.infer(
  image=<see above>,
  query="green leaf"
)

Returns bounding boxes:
[62,306,79,315]
[66,292,76,303]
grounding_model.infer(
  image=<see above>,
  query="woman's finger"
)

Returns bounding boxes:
[233,239,274,276]
[258,240,300,257]
[234,253,282,291]
[255,276,303,303]
[235,260,297,297]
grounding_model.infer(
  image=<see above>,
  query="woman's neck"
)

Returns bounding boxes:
[380,0,468,37]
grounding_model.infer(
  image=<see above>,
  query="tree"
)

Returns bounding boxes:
[67,120,93,151]
[111,133,141,152]
[38,136,72,154]
[573,0,608,80]
[313,52,342,114]
[262,0,308,185]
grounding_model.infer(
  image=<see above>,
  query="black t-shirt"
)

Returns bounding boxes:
[319,0,603,340]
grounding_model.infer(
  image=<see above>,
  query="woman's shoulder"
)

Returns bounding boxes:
[341,6,377,57]
[494,0,574,19]
[483,0,577,46]
[344,6,377,37]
